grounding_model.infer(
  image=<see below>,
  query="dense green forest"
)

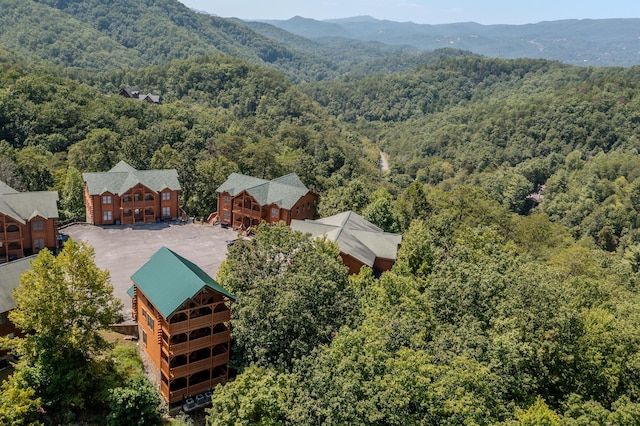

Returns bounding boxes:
[2,0,640,424]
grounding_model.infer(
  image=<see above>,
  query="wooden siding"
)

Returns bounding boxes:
[134,287,232,405]
[218,189,318,229]
[86,184,180,225]
[0,213,57,263]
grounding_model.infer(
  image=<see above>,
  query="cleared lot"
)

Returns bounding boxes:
[62,222,238,320]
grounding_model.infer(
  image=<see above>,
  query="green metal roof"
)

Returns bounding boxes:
[290,211,402,268]
[0,182,59,225]
[82,161,181,196]
[130,247,234,319]
[0,256,37,313]
[216,173,311,210]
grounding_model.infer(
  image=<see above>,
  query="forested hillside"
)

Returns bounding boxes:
[0,51,376,221]
[1,0,338,81]
[2,1,640,424]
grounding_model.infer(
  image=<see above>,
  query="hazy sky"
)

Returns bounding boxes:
[178,1,640,25]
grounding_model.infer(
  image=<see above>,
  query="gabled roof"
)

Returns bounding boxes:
[216,173,311,210]
[119,87,140,97]
[0,182,59,224]
[290,211,402,268]
[141,94,161,104]
[0,256,36,314]
[82,161,181,196]
[130,247,234,319]
[0,181,18,195]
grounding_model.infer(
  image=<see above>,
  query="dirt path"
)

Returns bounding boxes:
[379,151,390,172]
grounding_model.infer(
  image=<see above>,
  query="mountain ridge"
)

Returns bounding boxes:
[260,16,640,66]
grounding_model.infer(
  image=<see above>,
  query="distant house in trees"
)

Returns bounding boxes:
[290,211,402,275]
[0,181,59,263]
[128,247,235,407]
[82,161,181,225]
[0,256,35,356]
[215,173,318,229]
[119,87,161,104]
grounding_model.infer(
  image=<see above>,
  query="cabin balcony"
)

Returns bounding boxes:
[169,330,230,356]
[188,381,212,396]
[168,309,231,334]
[2,231,21,241]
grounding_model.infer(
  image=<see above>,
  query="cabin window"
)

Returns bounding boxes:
[223,210,230,220]
[102,195,112,205]
[32,221,44,232]
[162,192,170,201]
[33,238,45,251]
[271,207,278,217]
[6,224,19,232]
[134,194,140,201]
[162,207,171,217]
[296,207,300,215]
[223,195,231,205]
[123,195,130,202]
[147,314,154,331]
[124,209,131,215]
[142,331,147,346]
[144,194,152,201]
[103,211,112,221]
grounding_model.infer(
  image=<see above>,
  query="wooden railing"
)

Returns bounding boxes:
[189,381,211,396]
[168,307,231,334]
[169,330,230,356]
[212,330,231,346]
[168,352,229,379]
[232,206,261,218]
[170,364,189,378]
[164,376,229,404]
[213,310,231,323]
[190,315,212,330]
[3,231,21,241]
[212,352,229,367]
[188,358,210,372]
[188,335,211,352]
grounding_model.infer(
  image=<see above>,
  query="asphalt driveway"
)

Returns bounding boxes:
[62,222,238,320]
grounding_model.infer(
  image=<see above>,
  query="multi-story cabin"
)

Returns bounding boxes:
[0,181,59,263]
[128,247,235,406]
[291,211,402,275]
[0,256,35,357]
[216,173,317,229]
[82,161,181,225]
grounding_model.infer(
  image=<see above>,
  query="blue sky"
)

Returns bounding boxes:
[178,1,640,25]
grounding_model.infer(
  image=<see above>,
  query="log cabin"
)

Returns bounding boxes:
[128,247,234,407]
[290,211,402,275]
[215,173,317,229]
[82,161,181,225]
[0,181,59,263]
[0,256,34,357]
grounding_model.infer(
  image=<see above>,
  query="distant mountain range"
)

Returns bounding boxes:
[1,0,639,84]
[261,16,640,67]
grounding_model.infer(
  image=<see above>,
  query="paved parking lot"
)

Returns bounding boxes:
[62,222,238,320]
